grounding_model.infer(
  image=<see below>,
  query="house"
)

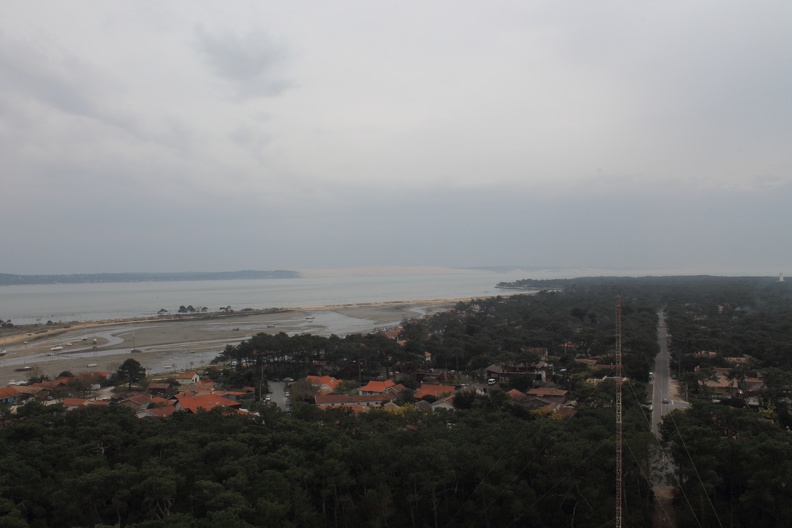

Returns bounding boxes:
[523,397,560,412]
[358,380,406,396]
[506,389,528,404]
[138,406,178,418]
[172,372,201,386]
[62,398,89,409]
[174,393,242,413]
[29,378,69,391]
[739,377,764,396]
[119,393,153,411]
[314,393,394,409]
[702,372,733,398]
[416,368,454,384]
[414,384,456,400]
[414,400,432,411]
[526,387,568,404]
[147,382,173,396]
[0,387,20,405]
[79,371,110,383]
[306,375,342,393]
[183,379,217,392]
[485,362,550,383]
[431,395,456,411]
[11,385,50,401]
[359,379,396,395]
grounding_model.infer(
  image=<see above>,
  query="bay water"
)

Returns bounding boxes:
[0,269,534,325]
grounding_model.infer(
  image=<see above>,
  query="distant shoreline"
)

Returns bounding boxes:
[0,270,300,286]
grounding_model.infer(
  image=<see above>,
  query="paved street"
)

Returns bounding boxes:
[652,309,689,434]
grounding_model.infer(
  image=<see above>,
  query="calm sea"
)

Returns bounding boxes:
[0,270,534,325]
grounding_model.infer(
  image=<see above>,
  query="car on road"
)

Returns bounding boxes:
[662,398,669,404]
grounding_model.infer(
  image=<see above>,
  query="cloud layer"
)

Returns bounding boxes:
[1,2,790,275]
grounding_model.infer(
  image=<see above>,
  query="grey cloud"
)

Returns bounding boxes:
[0,34,150,143]
[0,34,105,118]
[195,27,292,98]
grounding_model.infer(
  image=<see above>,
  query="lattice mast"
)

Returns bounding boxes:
[615,295,623,528]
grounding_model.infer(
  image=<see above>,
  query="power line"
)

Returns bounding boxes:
[616,295,623,528]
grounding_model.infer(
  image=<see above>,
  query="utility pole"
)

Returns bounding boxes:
[615,296,623,528]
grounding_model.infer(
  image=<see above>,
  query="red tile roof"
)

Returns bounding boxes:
[145,406,178,417]
[30,379,67,389]
[526,388,567,399]
[359,380,396,393]
[175,393,241,413]
[63,398,89,408]
[415,384,456,399]
[0,387,20,399]
[125,393,153,405]
[306,375,342,391]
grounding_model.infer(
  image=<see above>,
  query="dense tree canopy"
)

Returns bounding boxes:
[0,400,655,527]
[4,275,792,526]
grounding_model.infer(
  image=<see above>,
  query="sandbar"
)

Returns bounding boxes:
[0,298,468,386]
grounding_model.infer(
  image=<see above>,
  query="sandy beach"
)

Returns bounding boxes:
[0,298,462,386]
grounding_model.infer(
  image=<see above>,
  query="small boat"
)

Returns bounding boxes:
[0,348,6,356]
[15,366,32,372]
[51,345,63,351]
[65,342,73,346]
[87,363,98,368]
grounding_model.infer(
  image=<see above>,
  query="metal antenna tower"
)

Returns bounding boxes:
[615,295,623,528]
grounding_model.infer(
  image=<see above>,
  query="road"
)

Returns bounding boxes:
[267,380,289,411]
[652,309,688,435]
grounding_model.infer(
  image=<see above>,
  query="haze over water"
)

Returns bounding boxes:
[0,268,527,325]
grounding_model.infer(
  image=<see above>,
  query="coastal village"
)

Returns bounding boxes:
[1,341,765,421]
[0,349,580,419]
[0,305,766,420]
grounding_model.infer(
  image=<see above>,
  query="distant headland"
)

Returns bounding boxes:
[0,270,301,285]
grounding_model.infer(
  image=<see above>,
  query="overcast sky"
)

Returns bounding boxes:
[1,2,790,276]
